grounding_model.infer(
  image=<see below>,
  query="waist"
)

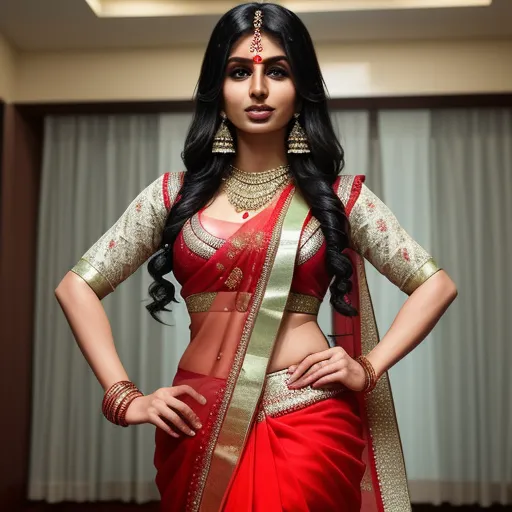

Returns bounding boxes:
[184,291,321,315]
[257,368,345,422]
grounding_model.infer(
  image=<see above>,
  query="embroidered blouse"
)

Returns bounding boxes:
[71,171,440,315]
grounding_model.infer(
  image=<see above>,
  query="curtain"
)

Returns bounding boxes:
[372,110,444,500]
[426,109,512,505]
[29,114,191,503]
[374,109,512,506]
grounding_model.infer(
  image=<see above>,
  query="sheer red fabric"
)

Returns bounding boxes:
[155,368,366,512]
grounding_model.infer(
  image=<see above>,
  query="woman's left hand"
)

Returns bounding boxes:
[286,347,366,392]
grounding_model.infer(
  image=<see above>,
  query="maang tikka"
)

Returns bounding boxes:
[212,111,236,154]
[250,10,264,63]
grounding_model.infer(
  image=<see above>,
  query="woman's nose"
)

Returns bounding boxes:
[249,70,268,99]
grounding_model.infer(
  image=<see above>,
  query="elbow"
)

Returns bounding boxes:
[413,269,457,306]
[55,271,87,304]
[434,270,458,305]
[447,279,458,302]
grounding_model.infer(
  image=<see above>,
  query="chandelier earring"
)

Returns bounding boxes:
[287,112,311,154]
[212,112,236,154]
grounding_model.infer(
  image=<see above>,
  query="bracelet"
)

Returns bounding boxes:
[102,380,144,427]
[355,355,378,394]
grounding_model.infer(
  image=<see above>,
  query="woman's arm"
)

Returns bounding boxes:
[55,172,183,390]
[55,272,129,390]
[350,181,457,378]
[55,171,206,436]
[287,178,457,391]
[366,269,457,378]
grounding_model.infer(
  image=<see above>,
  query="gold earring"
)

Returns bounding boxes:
[287,113,310,154]
[212,112,236,154]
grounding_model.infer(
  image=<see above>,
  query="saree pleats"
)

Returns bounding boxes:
[155,368,366,512]
[224,394,366,512]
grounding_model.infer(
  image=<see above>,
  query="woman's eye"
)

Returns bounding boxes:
[229,68,250,79]
[228,66,289,79]
[268,67,288,78]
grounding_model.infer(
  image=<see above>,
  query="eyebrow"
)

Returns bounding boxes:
[227,55,289,65]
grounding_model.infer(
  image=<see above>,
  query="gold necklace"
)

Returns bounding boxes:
[223,164,292,217]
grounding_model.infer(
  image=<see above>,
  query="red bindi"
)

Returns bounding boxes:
[253,54,262,63]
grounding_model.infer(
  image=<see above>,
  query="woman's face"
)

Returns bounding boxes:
[223,32,297,136]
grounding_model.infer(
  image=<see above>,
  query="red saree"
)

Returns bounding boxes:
[72,170,440,512]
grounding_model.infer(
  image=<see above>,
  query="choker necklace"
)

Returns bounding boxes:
[223,164,291,218]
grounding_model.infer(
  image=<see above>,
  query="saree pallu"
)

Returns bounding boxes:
[155,368,367,512]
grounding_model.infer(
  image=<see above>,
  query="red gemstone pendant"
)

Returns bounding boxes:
[242,212,249,219]
[253,54,262,63]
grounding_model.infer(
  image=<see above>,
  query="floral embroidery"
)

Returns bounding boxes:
[135,202,142,212]
[216,263,225,271]
[402,248,410,261]
[108,240,116,249]
[225,267,243,290]
[376,219,387,232]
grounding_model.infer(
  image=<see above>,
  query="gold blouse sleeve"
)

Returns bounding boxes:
[348,182,441,295]
[71,171,184,299]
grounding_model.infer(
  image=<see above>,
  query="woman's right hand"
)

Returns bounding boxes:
[124,385,207,438]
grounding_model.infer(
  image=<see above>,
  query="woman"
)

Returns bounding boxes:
[55,3,457,511]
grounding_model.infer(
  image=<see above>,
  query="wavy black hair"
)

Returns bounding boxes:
[147,2,357,323]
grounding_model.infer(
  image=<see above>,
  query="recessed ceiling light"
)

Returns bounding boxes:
[84,0,492,18]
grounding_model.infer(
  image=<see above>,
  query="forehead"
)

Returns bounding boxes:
[229,32,285,59]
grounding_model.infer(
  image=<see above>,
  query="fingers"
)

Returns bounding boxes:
[286,349,333,384]
[288,361,338,389]
[311,371,344,389]
[173,385,207,405]
[168,396,202,430]
[154,399,197,437]
[152,414,181,438]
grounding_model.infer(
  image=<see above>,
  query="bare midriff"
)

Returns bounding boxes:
[177,190,329,377]
[178,310,330,378]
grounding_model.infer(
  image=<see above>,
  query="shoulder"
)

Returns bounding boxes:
[333,174,366,216]
[162,171,185,211]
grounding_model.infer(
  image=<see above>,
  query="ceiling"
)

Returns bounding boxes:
[0,0,511,51]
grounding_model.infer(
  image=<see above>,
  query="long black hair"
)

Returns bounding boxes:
[147,2,357,321]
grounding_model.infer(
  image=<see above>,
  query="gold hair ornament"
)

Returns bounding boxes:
[250,10,263,63]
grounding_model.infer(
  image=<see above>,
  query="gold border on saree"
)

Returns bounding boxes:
[185,291,321,315]
[198,187,310,512]
[356,256,412,511]
[256,368,343,422]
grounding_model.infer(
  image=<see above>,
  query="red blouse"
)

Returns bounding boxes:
[172,175,363,302]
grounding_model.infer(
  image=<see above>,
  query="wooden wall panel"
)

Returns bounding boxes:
[0,104,43,512]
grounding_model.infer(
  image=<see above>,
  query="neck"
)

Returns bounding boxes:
[231,128,288,172]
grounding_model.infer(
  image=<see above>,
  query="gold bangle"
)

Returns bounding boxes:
[356,355,378,394]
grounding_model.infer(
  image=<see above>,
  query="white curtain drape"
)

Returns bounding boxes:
[29,109,511,506]
[373,109,512,506]
[425,109,512,505]
[29,114,191,503]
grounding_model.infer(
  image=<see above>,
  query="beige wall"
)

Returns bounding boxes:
[12,39,512,102]
[0,33,16,102]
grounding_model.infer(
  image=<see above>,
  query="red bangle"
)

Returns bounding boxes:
[102,381,143,426]
[356,355,378,394]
